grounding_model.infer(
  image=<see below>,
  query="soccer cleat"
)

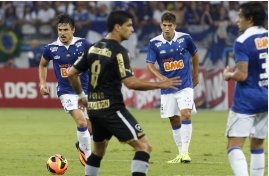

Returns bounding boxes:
[167,154,182,164]
[181,152,191,163]
[75,141,86,166]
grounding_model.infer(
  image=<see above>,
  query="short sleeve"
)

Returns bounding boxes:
[146,42,157,64]
[186,35,197,56]
[73,47,89,73]
[233,41,249,62]
[116,49,134,80]
[42,45,52,61]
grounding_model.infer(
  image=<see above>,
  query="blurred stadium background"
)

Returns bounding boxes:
[0,1,267,109]
[0,1,268,175]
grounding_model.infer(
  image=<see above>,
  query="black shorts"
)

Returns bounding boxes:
[90,108,145,142]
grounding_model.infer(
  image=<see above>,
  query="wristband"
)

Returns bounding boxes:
[78,91,86,99]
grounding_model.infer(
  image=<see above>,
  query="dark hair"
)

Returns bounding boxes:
[56,14,75,29]
[107,11,133,32]
[240,2,266,26]
[161,12,176,24]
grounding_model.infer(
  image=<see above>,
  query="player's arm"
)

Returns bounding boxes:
[147,63,168,81]
[123,76,181,91]
[192,52,199,87]
[223,61,248,81]
[68,66,87,108]
[38,57,50,95]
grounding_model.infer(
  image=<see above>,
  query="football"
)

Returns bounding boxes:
[47,154,68,175]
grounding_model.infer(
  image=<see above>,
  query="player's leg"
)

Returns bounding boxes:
[70,109,92,161]
[85,115,111,176]
[167,115,182,163]
[160,93,182,163]
[59,94,91,166]
[249,112,267,176]
[85,140,108,176]
[128,136,152,176]
[112,108,151,175]
[179,108,192,163]
[226,111,254,176]
[176,88,196,163]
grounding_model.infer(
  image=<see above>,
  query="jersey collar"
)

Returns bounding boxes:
[160,31,178,44]
[56,37,77,47]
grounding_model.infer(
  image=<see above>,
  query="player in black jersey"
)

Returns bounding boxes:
[68,11,181,176]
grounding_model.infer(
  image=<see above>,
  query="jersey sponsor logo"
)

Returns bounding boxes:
[163,60,184,71]
[255,37,268,50]
[50,47,58,52]
[87,99,110,110]
[89,46,112,57]
[117,53,126,78]
[155,42,162,47]
[160,50,166,54]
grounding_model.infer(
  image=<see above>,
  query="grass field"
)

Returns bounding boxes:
[0,108,267,176]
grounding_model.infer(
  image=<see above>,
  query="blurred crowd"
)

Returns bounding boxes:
[0,1,267,68]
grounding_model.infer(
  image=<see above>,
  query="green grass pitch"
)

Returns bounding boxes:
[0,108,267,176]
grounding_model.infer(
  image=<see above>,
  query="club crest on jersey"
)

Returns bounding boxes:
[54,55,60,60]
[177,38,184,44]
[50,47,58,52]
[75,42,82,48]
[155,42,162,47]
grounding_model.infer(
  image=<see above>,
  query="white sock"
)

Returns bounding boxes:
[250,149,264,176]
[77,127,91,159]
[172,127,181,154]
[180,120,192,154]
[228,147,249,176]
[85,164,99,176]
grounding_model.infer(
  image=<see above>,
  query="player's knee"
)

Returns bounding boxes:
[145,143,153,154]
[169,116,181,126]
[180,111,191,120]
[250,138,264,149]
[77,120,88,128]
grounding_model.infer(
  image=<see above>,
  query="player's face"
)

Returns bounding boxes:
[160,21,176,41]
[236,9,252,32]
[119,19,134,41]
[57,23,75,45]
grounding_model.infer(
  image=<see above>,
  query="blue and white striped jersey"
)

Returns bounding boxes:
[232,26,268,114]
[42,37,90,97]
[146,31,197,94]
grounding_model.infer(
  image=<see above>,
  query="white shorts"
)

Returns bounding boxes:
[59,94,89,119]
[225,110,268,139]
[160,88,197,118]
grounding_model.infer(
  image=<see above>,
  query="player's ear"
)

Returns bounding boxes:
[114,24,121,32]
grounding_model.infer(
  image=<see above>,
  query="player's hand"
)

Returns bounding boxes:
[158,75,168,81]
[223,66,233,81]
[40,84,50,95]
[159,76,181,90]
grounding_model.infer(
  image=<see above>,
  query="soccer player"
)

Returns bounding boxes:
[68,11,181,176]
[223,2,268,176]
[38,14,92,166]
[146,12,199,163]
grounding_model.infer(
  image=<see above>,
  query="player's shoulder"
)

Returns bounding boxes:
[236,26,267,43]
[72,37,91,46]
[175,31,190,38]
